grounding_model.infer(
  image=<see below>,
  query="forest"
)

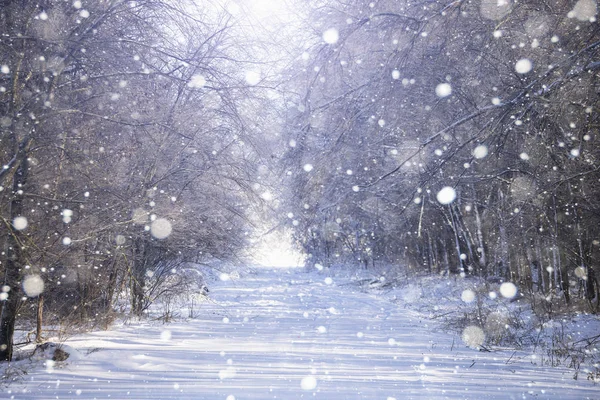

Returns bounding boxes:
[281,0,600,313]
[1,0,599,365]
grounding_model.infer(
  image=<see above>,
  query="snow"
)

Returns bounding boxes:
[515,59,533,74]
[323,28,339,44]
[22,275,44,297]
[472,145,489,159]
[12,216,28,231]
[244,71,261,86]
[150,218,172,239]
[435,83,452,98]
[436,186,457,204]
[499,282,518,299]
[188,75,207,88]
[4,268,598,399]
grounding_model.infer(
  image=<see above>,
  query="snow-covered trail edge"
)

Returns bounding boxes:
[5,268,598,399]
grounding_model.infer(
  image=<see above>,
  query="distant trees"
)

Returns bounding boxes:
[0,0,271,361]
[281,0,600,309]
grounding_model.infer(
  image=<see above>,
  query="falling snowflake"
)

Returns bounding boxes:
[472,145,489,159]
[188,74,207,88]
[245,71,261,85]
[515,58,533,74]
[301,376,317,390]
[462,325,485,349]
[436,186,457,205]
[12,216,28,231]
[22,275,44,297]
[435,83,452,98]
[499,282,518,299]
[322,28,339,44]
[461,289,476,303]
[150,218,172,239]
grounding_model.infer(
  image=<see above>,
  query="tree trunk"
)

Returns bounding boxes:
[35,295,44,343]
[473,193,487,276]
[0,156,29,361]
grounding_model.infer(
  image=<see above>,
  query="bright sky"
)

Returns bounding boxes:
[252,229,305,268]
[231,0,296,24]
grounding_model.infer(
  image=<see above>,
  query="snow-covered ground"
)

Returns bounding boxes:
[3,267,599,399]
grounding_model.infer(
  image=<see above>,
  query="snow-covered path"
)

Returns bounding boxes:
[6,268,598,399]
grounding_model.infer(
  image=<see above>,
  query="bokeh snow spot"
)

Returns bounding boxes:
[220,273,231,281]
[570,148,580,157]
[324,277,333,285]
[462,325,485,349]
[574,266,587,279]
[435,83,452,98]
[322,28,339,44]
[218,366,236,380]
[188,74,207,88]
[499,282,518,299]
[160,330,172,341]
[316,326,327,333]
[461,289,476,303]
[436,186,457,205]
[472,145,488,159]
[150,218,172,239]
[23,275,44,297]
[244,70,261,85]
[303,164,314,172]
[301,375,317,390]
[515,58,533,74]
[12,216,28,231]
[62,209,73,224]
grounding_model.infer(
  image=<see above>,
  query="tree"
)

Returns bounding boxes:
[1,0,272,361]
[280,0,600,312]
